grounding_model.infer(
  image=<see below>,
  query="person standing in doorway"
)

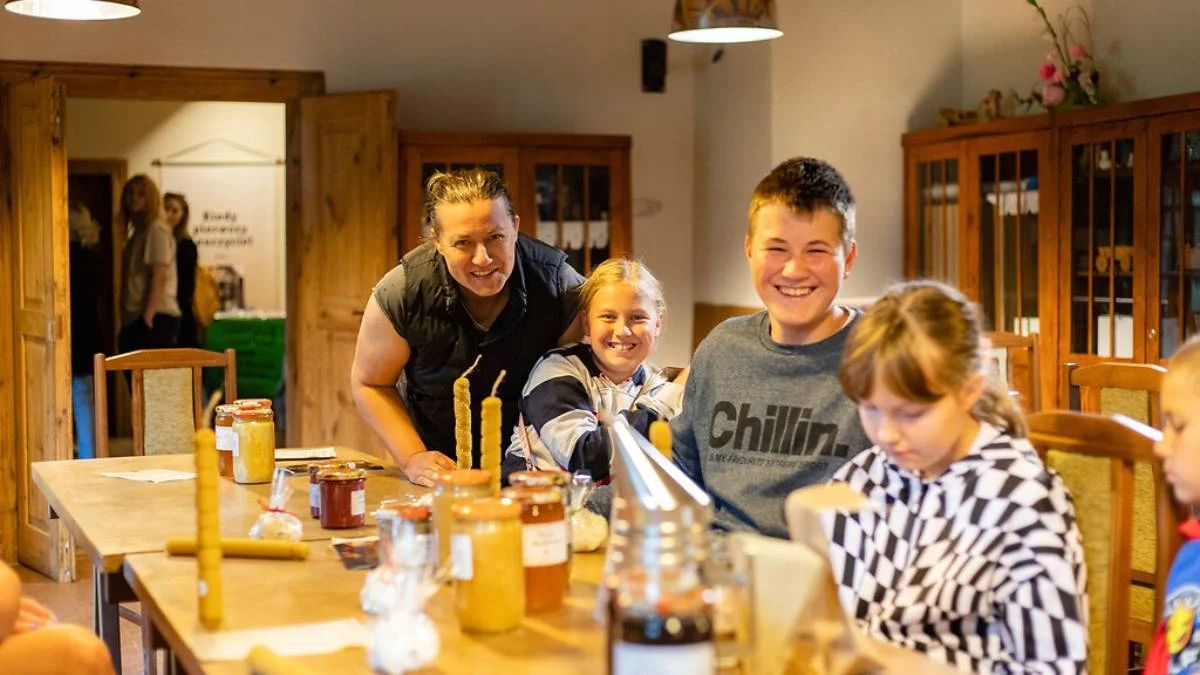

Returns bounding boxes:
[68,202,104,459]
[117,175,180,353]
[164,192,201,348]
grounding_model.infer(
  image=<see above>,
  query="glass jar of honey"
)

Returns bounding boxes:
[431,469,493,566]
[451,497,524,633]
[501,485,568,613]
[231,408,275,484]
[318,467,367,529]
[213,403,239,478]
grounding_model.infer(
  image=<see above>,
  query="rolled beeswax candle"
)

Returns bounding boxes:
[480,371,506,496]
[194,425,224,629]
[649,420,672,460]
[454,355,483,470]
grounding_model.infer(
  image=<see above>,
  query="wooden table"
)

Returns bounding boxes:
[124,547,608,675]
[31,448,416,674]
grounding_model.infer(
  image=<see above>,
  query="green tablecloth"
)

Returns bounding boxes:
[204,316,284,400]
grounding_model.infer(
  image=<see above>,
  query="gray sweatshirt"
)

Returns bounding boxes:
[671,310,871,538]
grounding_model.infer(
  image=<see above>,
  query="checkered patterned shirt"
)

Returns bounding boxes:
[827,424,1088,673]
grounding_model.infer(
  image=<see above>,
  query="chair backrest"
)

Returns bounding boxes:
[984,331,1041,412]
[1064,361,1166,425]
[93,348,237,457]
[1028,411,1185,675]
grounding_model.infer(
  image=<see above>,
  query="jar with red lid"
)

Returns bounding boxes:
[318,467,367,529]
[232,407,275,484]
[501,485,568,613]
[235,398,273,409]
[213,403,238,478]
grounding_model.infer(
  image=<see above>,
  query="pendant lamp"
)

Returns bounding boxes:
[5,0,140,20]
[669,0,782,44]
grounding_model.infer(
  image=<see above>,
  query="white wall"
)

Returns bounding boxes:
[693,43,773,307]
[0,0,698,366]
[690,1,962,309]
[66,99,287,312]
[962,0,1200,110]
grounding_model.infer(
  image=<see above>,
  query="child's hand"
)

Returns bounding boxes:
[12,597,55,633]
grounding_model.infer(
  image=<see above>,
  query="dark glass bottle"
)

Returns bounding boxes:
[606,561,716,674]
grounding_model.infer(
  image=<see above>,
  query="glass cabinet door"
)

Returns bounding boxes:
[1063,127,1146,360]
[977,148,1041,335]
[1151,120,1200,361]
[911,156,961,284]
[527,151,617,275]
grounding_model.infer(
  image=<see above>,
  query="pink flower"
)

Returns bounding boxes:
[1042,83,1065,107]
[1040,62,1059,82]
[1070,43,1088,60]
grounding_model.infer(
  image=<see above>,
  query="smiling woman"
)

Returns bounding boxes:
[350,169,585,487]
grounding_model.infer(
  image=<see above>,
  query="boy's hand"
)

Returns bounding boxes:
[13,597,55,633]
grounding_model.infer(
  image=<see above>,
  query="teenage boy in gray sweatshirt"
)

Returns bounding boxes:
[671,157,872,538]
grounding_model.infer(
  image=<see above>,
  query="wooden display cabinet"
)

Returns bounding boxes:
[399,132,632,274]
[904,92,1200,407]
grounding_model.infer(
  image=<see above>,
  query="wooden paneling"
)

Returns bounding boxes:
[0,60,323,103]
[692,302,760,352]
[7,77,74,579]
[294,92,397,455]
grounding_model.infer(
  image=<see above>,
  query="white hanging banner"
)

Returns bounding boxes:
[159,164,284,312]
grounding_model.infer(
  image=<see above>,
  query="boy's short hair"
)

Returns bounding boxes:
[1168,334,1200,394]
[747,157,856,248]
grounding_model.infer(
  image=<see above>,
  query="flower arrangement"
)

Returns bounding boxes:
[1024,0,1100,110]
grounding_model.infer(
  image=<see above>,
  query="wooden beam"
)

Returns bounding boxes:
[0,60,324,102]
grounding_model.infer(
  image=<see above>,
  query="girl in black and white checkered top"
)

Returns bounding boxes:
[827,280,1088,673]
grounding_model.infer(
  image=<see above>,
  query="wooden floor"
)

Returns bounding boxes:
[16,563,145,675]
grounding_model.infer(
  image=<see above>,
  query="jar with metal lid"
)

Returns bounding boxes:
[509,470,576,572]
[213,403,239,478]
[451,497,524,633]
[235,398,273,409]
[431,469,493,566]
[500,485,568,613]
[232,407,275,484]
[382,503,434,572]
[308,461,356,519]
[319,467,367,529]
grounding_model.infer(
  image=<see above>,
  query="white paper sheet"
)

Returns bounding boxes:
[274,447,337,461]
[191,618,369,661]
[100,470,195,484]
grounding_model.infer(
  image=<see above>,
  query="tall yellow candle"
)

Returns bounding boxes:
[454,355,483,470]
[649,420,672,459]
[480,370,506,496]
[194,393,224,629]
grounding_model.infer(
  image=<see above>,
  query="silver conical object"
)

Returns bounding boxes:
[598,416,714,620]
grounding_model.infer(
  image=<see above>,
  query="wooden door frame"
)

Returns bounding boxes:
[0,59,324,563]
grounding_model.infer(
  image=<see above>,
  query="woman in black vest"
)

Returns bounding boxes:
[352,169,585,486]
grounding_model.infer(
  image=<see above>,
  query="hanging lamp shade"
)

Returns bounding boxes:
[5,0,140,20]
[669,0,782,44]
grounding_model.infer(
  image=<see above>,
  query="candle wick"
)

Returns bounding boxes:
[462,354,483,379]
[490,370,506,398]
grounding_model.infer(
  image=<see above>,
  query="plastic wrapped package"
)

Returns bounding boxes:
[249,467,303,541]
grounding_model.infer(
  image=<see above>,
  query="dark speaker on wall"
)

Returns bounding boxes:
[642,38,667,93]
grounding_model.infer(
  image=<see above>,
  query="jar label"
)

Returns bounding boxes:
[309,483,320,511]
[215,426,234,452]
[522,520,568,567]
[231,433,240,457]
[611,642,715,673]
[351,489,366,517]
[451,534,473,580]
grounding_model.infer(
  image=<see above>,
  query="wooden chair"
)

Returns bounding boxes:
[1062,362,1166,425]
[93,348,238,458]
[1028,411,1186,675]
[984,331,1041,411]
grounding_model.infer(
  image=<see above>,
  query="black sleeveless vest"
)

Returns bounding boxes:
[399,235,578,466]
